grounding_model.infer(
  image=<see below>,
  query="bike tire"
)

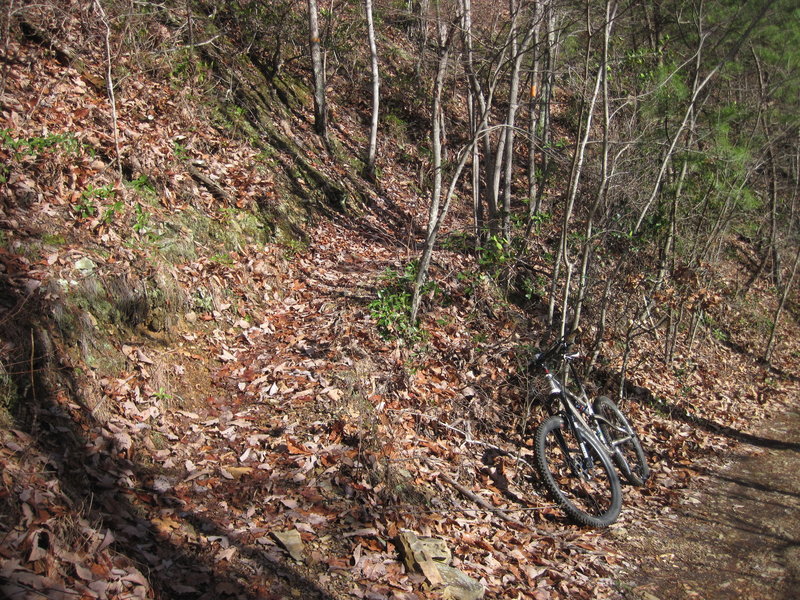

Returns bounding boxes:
[593,396,650,487]
[534,414,622,528]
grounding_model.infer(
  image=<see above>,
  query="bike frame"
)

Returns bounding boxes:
[538,344,634,465]
[541,356,610,470]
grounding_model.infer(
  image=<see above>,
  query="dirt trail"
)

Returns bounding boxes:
[618,406,800,600]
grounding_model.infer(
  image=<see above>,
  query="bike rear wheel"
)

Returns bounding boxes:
[593,396,650,486]
[534,414,622,528]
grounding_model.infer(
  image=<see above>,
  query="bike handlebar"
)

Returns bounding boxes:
[533,339,566,366]
[532,336,580,369]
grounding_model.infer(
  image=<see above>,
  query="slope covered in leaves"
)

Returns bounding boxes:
[1,3,799,600]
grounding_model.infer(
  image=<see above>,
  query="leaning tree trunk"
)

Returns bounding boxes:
[548,1,603,330]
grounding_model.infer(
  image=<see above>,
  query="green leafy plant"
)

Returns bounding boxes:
[132,203,151,234]
[1,129,84,158]
[101,200,125,225]
[72,184,115,219]
[126,174,157,197]
[172,141,190,161]
[72,197,97,219]
[153,387,173,403]
[369,262,432,341]
[479,234,513,268]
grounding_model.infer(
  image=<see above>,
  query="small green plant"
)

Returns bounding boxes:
[1,129,84,158]
[369,263,430,341]
[479,234,513,268]
[132,203,151,234]
[172,140,190,161]
[153,387,173,403]
[370,287,414,338]
[101,200,125,224]
[528,211,552,231]
[192,288,214,312]
[254,147,276,162]
[83,183,115,200]
[210,252,235,265]
[281,238,307,260]
[440,232,472,252]
[519,274,547,302]
[72,197,97,219]
[73,183,115,219]
[126,174,157,197]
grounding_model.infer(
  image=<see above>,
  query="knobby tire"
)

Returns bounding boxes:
[534,414,622,528]
[593,396,650,487]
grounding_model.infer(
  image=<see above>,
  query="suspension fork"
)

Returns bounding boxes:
[557,413,596,476]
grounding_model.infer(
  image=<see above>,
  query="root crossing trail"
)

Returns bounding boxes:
[619,406,800,600]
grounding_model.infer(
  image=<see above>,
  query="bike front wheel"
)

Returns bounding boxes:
[534,414,622,528]
[593,396,650,487]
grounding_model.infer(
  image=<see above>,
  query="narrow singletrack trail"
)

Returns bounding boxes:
[618,406,800,600]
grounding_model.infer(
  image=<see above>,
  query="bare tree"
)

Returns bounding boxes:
[364,0,380,180]
[547,1,609,333]
[307,0,328,144]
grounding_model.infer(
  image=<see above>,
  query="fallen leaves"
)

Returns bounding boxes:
[2,12,798,600]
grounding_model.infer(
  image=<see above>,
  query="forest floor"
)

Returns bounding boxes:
[618,405,800,600]
[2,22,800,600]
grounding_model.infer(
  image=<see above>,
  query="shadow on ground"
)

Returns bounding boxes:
[0,273,340,599]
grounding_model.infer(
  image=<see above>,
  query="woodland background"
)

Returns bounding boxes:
[0,0,798,599]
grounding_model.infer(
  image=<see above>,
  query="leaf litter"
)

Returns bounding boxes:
[1,11,799,600]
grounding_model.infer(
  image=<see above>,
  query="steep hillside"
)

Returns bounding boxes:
[1,2,798,600]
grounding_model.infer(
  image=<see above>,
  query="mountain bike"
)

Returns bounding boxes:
[530,337,649,527]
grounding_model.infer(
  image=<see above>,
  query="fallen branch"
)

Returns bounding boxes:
[429,463,528,529]
[395,408,536,470]
[187,164,230,202]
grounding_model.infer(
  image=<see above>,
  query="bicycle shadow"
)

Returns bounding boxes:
[626,385,800,452]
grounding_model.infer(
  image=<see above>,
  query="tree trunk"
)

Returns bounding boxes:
[364,0,380,180]
[548,1,603,328]
[460,0,485,250]
[536,1,559,215]
[571,0,618,334]
[307,0,328,144]
[411,21,452,323]
[500,0,536,240]
[527,16,542,218]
